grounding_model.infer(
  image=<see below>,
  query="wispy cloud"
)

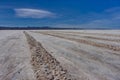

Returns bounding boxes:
[14,8,55,18]
[76,7,119,28]
[105,7,120,13]
[80,7,120,28]
[52,7,120,29]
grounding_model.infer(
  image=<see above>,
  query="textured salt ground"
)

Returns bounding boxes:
[0,30,120,80]
[0,30,77,80]
[24,32,76,80]
[41,31,120,42]
[29,30,120,80]
[0,31,35,80]
[34,31,120,52]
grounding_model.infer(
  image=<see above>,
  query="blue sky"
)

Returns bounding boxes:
[0,0,120,28]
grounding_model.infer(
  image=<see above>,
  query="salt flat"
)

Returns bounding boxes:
[0,30,120,80]
[0,30,35,80]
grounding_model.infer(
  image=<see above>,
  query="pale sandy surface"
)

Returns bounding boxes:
[0,30,120,80]
[0,30,35,80]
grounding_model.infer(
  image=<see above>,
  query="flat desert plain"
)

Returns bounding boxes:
[0,30,120,80]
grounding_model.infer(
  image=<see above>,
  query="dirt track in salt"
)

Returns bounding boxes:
[0,30,120,80]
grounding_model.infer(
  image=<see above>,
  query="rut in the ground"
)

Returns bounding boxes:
[37,32,120,51]
[24,31,76,80]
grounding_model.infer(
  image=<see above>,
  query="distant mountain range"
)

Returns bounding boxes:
[0,26,119,30]
[0,26,78,30]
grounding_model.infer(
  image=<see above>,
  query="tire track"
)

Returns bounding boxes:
[35,31,120,42]
[61,31,120,37]
[37,32,120,52]
[82,36,120,42]
[24,31,76,80]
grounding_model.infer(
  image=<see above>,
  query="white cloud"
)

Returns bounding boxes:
[14,8,55,18]
[105,7,120,13]
[53,7,120,29]
[76,7,120,28]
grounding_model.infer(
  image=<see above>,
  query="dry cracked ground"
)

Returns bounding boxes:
[0,30,120,80]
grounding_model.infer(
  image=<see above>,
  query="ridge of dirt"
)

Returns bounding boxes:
[45,32,120,42]
[36,32,120,52]
[82,36,120,42]
[24,31,76,80]
[37,31,120,42]
[62,31,120,37]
